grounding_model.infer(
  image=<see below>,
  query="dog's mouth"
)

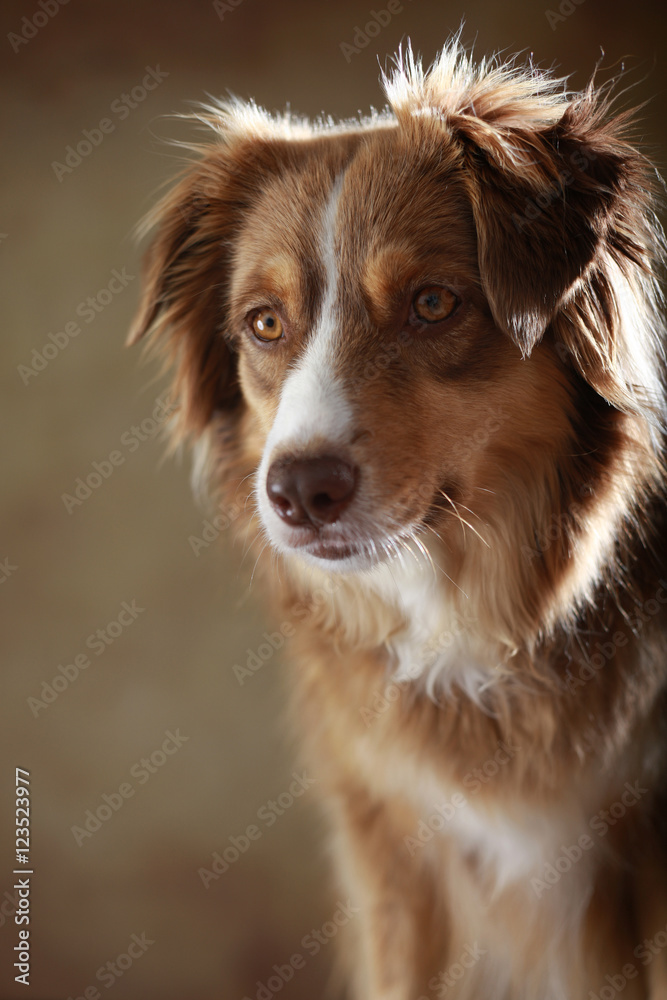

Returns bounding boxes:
[271,517,429,572]
[275,524,370,566]
[304,538,361,561]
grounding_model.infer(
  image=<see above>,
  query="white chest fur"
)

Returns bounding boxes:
[365,550,502,701]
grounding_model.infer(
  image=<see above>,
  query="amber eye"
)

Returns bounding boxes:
[413,286,458,324]
[251,308,284,342]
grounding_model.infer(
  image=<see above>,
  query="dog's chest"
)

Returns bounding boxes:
[359,560,597,883]
[367,556,499,699]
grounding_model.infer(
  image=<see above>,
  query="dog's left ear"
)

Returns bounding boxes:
[457,96,648,353]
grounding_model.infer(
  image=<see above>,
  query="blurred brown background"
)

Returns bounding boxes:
[1,1,666,997]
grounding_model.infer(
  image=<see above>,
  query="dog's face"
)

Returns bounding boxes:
[228,123,573,573]
[130,56,661,614]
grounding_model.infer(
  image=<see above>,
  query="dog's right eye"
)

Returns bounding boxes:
[250,308,284,342]
[412,286,459,324]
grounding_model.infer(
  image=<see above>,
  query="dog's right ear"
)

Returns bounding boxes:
[128,150,248,441]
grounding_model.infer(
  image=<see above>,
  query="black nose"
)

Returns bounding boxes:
[266,456,357,527]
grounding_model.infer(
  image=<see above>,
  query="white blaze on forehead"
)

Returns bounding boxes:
[263,172,352,455]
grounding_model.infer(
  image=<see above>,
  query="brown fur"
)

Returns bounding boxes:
[130,39,667,999]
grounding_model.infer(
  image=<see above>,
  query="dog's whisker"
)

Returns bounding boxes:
[453,500,486,524]
[248,535,272,587]
[439,490,490,549]
[438,489,470,548]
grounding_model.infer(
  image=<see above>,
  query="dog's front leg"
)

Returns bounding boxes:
[329,785,447,1000]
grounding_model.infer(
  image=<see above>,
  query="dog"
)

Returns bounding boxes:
[129,37,667,1000]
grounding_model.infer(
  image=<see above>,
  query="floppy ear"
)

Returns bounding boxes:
[457,95,653,355]
[128,151,248,440]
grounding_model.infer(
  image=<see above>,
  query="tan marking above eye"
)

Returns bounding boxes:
[251,308,284,342]
[413,286,458,323]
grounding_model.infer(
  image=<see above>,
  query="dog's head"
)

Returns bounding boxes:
[130,41,664,638]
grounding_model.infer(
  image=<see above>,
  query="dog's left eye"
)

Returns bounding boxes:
[413,286,459,324]
[251,308,284,342]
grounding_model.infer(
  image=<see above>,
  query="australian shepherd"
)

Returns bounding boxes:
[129,37,667,1000]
